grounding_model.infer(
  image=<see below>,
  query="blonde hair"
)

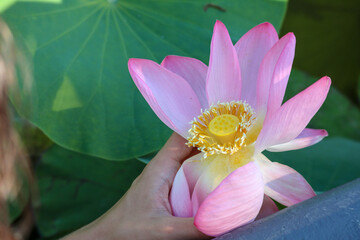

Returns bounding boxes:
[0,18,32,239]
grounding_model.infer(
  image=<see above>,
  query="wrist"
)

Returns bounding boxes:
[61,213,112,240]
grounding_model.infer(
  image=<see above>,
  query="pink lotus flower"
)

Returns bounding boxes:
[128,20,330,236]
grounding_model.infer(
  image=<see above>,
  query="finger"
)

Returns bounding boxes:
[159,217,210,240]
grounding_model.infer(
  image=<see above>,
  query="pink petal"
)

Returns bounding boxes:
[162,55,209,109]
[257,154,316,207]
[266,128,328,152]
[194,162,264,236]
[128,59,202,138]
[170,153,205,217]
[257,33,296,115]
[256,76,331,153]
[190,155,226,215]
[170,164,192,217]
[235,22,278,108]
[206,20,241,105]
[255,195,279,220]
[182,155,205,194]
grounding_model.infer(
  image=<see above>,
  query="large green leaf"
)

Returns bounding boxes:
[34,145,145,238]
[265,138,360,192]
[287,69,360,141]
[2,0,287,160]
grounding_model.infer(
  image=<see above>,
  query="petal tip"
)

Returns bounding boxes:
[287,32,295,38]
[261,21,272,26]
[249,22,278,39]
[213,20,227,33]
[282,32,296,43]
[321,129,329,137]
[323,76,332,85]
[161,55,171,66]
[318,76,332,91]
[128,58,136,68]
[215,19,225,26]
[161,55,187,67]
[128,58,141,78]
[128,59,159,79]
[258,22,276,30]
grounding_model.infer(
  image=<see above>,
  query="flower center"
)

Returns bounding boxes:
[208,114,239,144]
[186,101,256,158]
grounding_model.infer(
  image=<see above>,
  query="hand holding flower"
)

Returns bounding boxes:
[63,133,209,240]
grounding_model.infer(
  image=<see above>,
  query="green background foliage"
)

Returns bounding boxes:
[281,0,360,104]
[1,0,359,239]
[287,70,360,140]
[34,145,144,238]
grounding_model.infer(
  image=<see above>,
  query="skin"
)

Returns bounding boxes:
[63,133,209,240]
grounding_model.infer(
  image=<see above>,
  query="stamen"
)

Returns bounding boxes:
[187,101,255,157]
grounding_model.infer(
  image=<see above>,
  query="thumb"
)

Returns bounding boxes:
[154,132,193,166]
[145,132,194,183]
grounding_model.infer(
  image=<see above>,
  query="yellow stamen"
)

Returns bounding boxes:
[186,101,257,158]
[209,114,239,144]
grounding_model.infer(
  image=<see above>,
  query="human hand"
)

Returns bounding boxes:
[64,133,209,240]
